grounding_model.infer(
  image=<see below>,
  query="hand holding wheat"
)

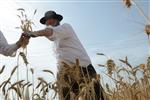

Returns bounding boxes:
[16,8,37,48]
[16,34,30,48]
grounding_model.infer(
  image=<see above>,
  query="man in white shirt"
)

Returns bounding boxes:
[26,11,104,100]
[0,30,29,56]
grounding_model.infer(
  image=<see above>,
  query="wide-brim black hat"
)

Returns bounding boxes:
[40,11,63,24]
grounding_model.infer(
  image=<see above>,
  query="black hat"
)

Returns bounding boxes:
[40,11,63,24]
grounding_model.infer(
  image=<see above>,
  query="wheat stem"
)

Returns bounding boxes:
[132,0,150,24]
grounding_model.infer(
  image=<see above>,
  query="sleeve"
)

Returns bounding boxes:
[47,23,71,41]
[0,31,18,57]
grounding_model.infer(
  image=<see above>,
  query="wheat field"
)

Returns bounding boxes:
[0,0,150,100]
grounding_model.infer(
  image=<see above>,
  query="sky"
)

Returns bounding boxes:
[0,0,150,85]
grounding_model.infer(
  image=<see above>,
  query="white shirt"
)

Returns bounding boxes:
[0,31,18,56]
[46,23,92,69]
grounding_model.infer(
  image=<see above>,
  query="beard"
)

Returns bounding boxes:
[53,21,60,27]
[46,21,60,27]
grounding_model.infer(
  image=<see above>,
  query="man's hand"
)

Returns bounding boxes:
[16,34,30,48]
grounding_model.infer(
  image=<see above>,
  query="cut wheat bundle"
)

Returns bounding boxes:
[16,8,37,48]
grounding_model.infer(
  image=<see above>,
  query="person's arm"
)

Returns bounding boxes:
[0,31,29,57]
[27,28,53,37]
[0,44,18,57]
[0,31,18,56]
[26,23,71,41]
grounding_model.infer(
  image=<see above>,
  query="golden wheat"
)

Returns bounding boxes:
[0,1,150,99]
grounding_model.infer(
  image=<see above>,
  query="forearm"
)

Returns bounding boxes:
[26,28,53,37]
[0,31,18,56]
[0,43,18,57]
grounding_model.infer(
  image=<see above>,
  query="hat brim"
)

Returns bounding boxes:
[40,14,63,25]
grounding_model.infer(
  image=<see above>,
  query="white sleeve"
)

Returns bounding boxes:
[0,31,18,57]
[47,23,71,41]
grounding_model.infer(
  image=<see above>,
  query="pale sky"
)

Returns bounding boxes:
[0,0,150,85]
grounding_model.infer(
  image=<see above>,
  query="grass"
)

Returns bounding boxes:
[0,0,150,100]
